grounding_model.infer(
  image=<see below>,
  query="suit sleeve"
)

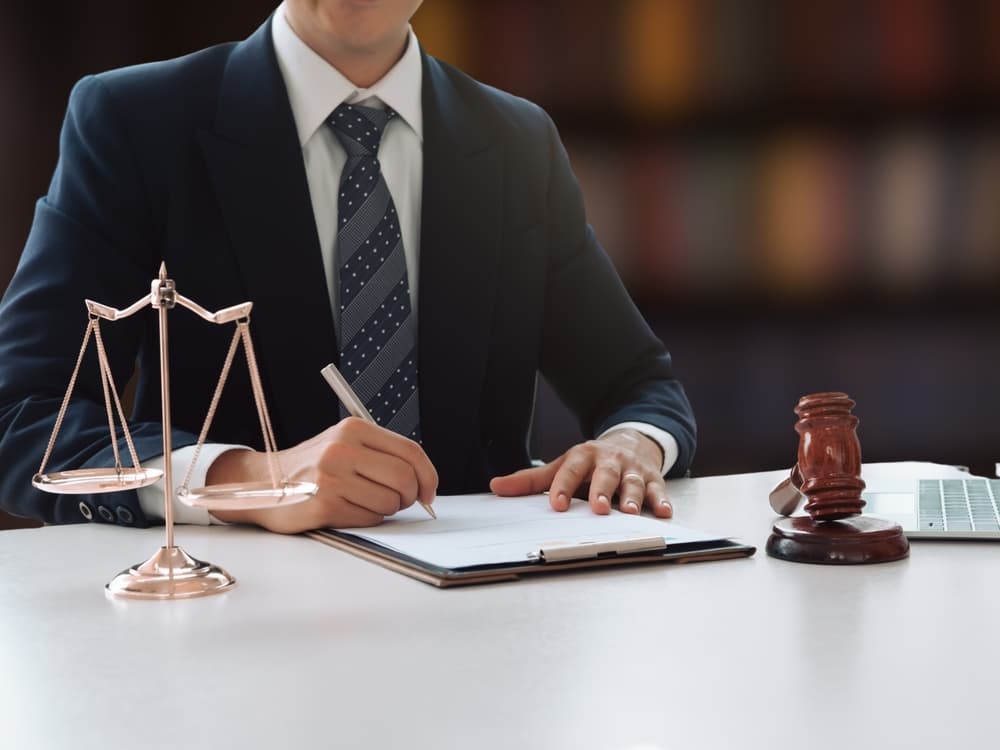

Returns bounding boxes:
[535,113,697,477]
[0,75,197,525]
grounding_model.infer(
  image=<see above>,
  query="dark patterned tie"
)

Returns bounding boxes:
[326,102,420,441]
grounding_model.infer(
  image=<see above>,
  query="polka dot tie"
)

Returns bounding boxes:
[327,103,420,441]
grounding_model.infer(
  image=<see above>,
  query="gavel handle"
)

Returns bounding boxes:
[768,464,804,516]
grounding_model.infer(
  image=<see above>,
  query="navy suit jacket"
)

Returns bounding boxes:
[0,19,696,526]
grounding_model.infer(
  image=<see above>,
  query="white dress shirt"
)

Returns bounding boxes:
[138,3,677,524]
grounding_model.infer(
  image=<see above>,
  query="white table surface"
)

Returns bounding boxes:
[2,462,998,750]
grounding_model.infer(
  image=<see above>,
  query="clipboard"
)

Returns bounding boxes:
[305,494,755,588]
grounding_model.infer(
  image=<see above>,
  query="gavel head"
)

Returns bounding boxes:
[793,392,866,522]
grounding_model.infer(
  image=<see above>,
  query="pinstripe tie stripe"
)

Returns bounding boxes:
[327,103,420,441]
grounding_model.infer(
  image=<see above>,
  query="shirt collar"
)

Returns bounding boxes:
[271,1,423,147]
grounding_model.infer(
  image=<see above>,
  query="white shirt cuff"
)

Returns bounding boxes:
[598,422,679,476]
[136,444,251,525]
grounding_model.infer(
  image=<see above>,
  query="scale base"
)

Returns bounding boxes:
[106,545,236,599]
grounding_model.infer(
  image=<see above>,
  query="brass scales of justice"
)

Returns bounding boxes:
[32,263,318,600]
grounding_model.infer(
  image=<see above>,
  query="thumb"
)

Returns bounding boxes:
[490,459,562,497]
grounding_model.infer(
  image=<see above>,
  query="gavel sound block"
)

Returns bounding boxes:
[766,392,909,564]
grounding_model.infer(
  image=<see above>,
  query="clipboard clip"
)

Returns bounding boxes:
[533,535,666,563]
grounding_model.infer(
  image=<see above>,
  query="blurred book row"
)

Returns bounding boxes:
[566,130,1000,302]
[414,0,1000,118]
[408,0,1000,306]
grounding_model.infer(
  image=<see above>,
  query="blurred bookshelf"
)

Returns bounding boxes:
[414,0,1000,312]
[1,1,997,484]
[414,0,1000,475]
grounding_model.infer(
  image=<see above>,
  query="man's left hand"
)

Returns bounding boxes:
[489,429,672,517]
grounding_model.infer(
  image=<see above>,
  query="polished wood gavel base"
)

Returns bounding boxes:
[766,516,910,564]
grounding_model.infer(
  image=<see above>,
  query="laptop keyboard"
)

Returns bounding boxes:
[918,479,1000,532]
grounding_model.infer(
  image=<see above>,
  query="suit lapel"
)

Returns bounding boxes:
[197,19,339,444]
[418,55,502,487]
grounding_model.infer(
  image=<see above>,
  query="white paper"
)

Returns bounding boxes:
[334,494,729,569]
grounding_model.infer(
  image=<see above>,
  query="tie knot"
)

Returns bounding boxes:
[326,103,397,157]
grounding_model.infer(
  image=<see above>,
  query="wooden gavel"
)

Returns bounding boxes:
[769,391,867,521]
[766,392,909,564]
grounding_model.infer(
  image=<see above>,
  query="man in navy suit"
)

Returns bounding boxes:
[0,0,695,532]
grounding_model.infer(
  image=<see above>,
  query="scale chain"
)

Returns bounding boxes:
[92,319,143,474]
[240,323,282,488]
[36,320,95,476]
[179,321,285,495]
[179,324,243,494]
[36,318,144,481]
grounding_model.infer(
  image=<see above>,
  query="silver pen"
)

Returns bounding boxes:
[320,363,436,519]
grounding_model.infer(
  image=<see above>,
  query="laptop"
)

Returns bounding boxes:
[863,476,1000,540]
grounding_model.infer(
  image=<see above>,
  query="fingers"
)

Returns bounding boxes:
[602,474,672,518]
[488,434,678,521]
[550,453,597,513]
[490,455,588,513]
[318,494,387,529]
[584,460,621,515]
[343,468,411,516]
[334,417,439,505]
[544,438,673,518]
[644,479,673,518]
[354,452,420,512]
[489,460,562,497]
[245,491,385,533]
[614,471,646,515]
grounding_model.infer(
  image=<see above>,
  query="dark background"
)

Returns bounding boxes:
[2,1,998,492]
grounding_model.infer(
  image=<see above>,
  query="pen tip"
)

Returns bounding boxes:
[421,502,437,520]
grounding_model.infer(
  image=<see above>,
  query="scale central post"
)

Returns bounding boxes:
[154,264,177,551]
[104,263,238,599]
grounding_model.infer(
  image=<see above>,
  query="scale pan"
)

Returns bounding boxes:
[32,467,164,494]
[178,480,318,510]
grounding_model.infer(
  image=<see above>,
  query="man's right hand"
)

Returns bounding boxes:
[208,417,437,534]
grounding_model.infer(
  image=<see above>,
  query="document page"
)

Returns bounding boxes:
[332,494,729,569]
